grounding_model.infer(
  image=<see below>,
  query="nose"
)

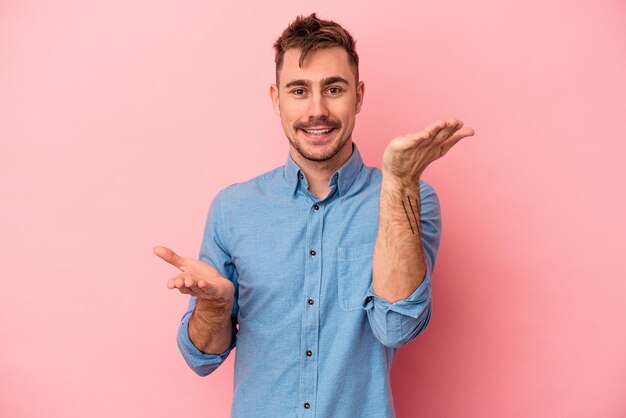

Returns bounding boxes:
[307,92,329,119]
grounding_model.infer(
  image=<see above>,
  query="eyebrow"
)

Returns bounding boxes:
[284,76,350,89]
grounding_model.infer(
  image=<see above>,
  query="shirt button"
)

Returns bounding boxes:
[365,296,373,302]
[310,249,316,256]
[313,204,319,210]
[298,173,304,179]
[306,350,313,357]
[308,298,314,305]
[304,402,310,409]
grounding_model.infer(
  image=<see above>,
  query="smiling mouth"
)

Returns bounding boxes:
[300,127,336,136]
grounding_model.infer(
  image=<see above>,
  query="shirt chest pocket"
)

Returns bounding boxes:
[337,242,376,311]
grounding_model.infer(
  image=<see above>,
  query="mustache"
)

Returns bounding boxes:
[294,117,342,130]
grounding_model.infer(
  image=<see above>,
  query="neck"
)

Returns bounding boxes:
[291,141,353,200]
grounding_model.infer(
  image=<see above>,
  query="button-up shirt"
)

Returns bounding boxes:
[177,144,442,418]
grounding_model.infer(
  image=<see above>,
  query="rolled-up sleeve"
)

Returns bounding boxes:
[363,180,441,348]
[176,189,239,376]
[177,297,238,376]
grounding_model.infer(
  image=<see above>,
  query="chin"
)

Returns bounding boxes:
[294,139,350,163]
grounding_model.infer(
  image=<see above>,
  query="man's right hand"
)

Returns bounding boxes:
[155,245,235,354]
[154,245,235,310]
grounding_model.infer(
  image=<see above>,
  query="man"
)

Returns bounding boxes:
[155,13,474,418]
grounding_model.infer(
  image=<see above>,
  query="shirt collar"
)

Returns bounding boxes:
[284,142,364,198]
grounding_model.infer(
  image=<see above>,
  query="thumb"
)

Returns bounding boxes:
[153,245,185,270]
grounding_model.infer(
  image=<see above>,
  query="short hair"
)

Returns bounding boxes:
[273,13,359,84]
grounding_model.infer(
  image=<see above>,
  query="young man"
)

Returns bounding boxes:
[155,13,474,418]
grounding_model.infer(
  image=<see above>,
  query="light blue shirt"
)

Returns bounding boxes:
[177,144,442,418]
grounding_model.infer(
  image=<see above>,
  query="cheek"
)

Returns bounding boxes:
[333,101,357,121]
[281,113,301,133]
[280,116,292,131]
[280,104,305,125]
[337,109,356,126]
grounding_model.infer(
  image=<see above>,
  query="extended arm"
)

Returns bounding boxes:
[367,118,474,348]
[156,244,235,354]
[156,190,239,375]
[155,245,237,375]
[373,178,426,303]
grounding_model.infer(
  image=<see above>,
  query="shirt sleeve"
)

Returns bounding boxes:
[176,189,240,376]
[363,180,441,349]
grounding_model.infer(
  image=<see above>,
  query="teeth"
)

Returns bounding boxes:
[304,129,332,135]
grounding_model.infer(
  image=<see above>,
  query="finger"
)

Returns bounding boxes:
[184,276,207,295]
[167,276,199,295]
[423,119,448,143]
[154,245,185,270]
[406,118,452,146]
[167,273,193,289]
[431,118,462,145]
[177,278,218,298]
[445,127,475,145]
[456,127,475,138]
[175,274,213,295]
[440,127,475,155]
[425,119,446,134]
[414,119,455,147]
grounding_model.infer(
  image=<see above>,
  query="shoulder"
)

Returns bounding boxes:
[213,165,286,206]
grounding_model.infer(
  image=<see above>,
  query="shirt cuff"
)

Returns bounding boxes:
[177,310,237,374]
[362,269,433,348]
[362,274,432,317]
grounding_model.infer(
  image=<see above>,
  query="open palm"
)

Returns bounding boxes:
[382,118,475,180]
[154,245,235,306]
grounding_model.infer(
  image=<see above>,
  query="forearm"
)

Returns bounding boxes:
[188,298,234,355]
[372,175,427,303]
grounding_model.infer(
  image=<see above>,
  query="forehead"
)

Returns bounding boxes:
[279,47,354,86]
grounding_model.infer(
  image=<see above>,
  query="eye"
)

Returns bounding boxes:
[291,88,307,96]
[326,86,343,95]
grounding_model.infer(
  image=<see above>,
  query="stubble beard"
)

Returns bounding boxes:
[288,117,349,163]
[288,132,351,163]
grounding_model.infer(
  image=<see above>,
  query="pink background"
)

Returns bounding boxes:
[2,0,625,417]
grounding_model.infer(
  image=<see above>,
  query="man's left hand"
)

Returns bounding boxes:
[382,118,475,182]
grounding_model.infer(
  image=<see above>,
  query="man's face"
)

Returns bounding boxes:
[270,47,364,165]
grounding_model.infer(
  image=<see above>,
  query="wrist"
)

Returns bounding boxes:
[194,298,233,320]
[381,171,420,192]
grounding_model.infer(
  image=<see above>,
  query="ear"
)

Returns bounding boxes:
[269,84,280,116]
[355,81,365,114]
